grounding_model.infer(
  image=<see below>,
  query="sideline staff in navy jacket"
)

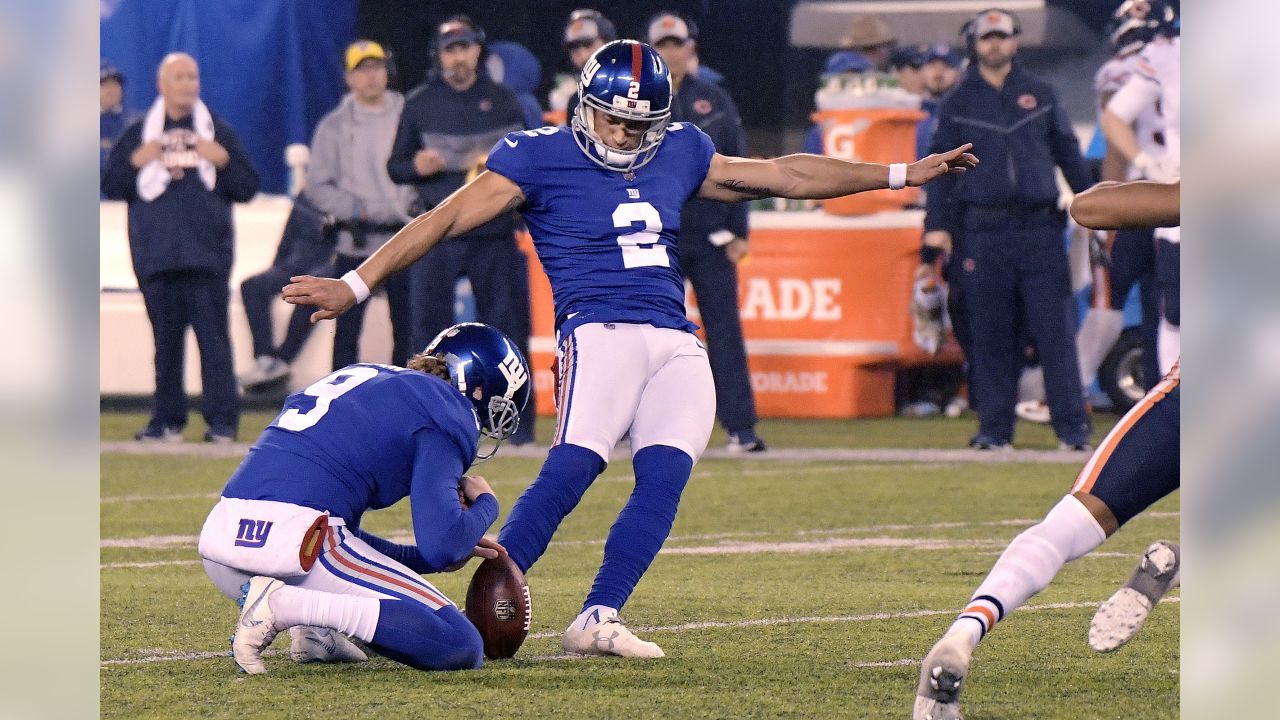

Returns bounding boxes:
[102,53,259,443]
[386,16,535,443]
[921,10,1093,450]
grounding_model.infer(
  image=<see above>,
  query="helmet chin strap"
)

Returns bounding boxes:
[582,105,640,169]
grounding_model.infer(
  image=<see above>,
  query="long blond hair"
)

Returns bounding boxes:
[406,352,451,381]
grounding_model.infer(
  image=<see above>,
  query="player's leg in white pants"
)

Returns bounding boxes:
[205,523,481,672]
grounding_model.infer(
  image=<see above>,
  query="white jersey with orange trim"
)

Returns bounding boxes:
[1108,36,1179,243]
[1094,53,1166,180]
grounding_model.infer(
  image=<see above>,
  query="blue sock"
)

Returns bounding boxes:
[370,601,483,671]
[498,443,606,573]
[584,444,692,612]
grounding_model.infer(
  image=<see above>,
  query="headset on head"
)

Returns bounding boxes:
[960,8,1022,60]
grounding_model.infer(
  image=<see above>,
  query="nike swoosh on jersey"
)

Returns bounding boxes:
[504,137,519,148]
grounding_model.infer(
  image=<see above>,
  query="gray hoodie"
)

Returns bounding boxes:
[305,91,415,257]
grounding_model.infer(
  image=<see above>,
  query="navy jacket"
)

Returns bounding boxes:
[387,76,525,241]
[924,64,1091,232]
[670,73,748,241]
[101,112,259,280]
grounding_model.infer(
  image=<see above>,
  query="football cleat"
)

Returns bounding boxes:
[1089,540,1180,652]
[1014,400,1051,424]
[913,632,972,720]
[240,355,290,390]
[233,576,285,674]
[726,430,768,453]
[563,611,665,658]
[135,424,183,443]
[289,626,368,664]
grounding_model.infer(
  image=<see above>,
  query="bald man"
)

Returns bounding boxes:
[102,52,259,443]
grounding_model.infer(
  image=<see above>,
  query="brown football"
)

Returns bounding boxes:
[463,553,531,659]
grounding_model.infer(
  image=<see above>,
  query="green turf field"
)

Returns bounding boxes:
[101,412,1177,719]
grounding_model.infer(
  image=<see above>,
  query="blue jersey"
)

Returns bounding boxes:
[222,363,481,527]
[485,123,716,336]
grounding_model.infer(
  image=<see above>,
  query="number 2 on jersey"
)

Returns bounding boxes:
[275,366,379,431]
[612,201,669,269]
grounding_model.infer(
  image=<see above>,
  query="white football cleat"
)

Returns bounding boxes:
[1089,540,1180,652]
[914,632,972,720]
[563,611,665,658]
[289,626,369,664]
[233,576,285,674]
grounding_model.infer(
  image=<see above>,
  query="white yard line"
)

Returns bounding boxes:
[103,599,1178,667]
[99,512,1179,552]
[101,441,1094,464]
[101,492,219,504]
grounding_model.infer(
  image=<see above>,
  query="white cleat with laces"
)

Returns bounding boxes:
[913,632,973,720]
[563,608,665,658]
[289,626,369,664]
[233,576,285,674]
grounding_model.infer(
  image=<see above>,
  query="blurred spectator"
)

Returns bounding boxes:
[802,50,874,155]
[917,44,963,157]
[307,40,417,371]
[688,38,725,85]
[487,40,546,130]
[101,52,259,442]
[649,11,766,452]
[100,61,137,185]
[237,195,332,391]
[920,9,1093,450]
[890,46,926,95]
[1102,2,1180,375]
[387,16,536,443]
[550,9,617,122]
[841,15,897,72]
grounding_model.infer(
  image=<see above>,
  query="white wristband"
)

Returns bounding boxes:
[888,163,908,190]
[708,229,736,247]
[341,270,371,304]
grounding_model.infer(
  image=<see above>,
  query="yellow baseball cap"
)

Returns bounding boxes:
[345,40,387,72]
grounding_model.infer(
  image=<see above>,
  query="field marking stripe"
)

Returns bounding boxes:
[100,441,1100,464]
[104,599,1178,666]
[101,492,220,504]
[99,512,1179,551]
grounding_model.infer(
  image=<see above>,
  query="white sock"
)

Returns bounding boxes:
[1157,319,1180,376]
[1077,309,1125,386]
[269,586,381,642]
[570,605,616,631]
[950,495,1106,648]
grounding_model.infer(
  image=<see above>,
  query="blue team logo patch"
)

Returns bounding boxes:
[234,518,274,548]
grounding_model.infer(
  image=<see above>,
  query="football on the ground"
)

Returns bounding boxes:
[464,553,531,659]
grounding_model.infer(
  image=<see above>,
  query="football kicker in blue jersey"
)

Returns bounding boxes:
[199,323,531,674]
[281,38,976,659]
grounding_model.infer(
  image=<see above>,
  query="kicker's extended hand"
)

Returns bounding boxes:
[906,144,978,187]
[282,275,357,323]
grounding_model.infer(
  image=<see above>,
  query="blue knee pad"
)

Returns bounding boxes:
[498,443,606,573]
[585,445,693,612]
[370,601,483,671]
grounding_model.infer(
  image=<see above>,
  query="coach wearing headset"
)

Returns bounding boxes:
[648,12,765,453]
[387,15,536,443]
[920,8,1093,451]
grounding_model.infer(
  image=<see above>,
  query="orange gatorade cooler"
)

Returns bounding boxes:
[812,107,925,216]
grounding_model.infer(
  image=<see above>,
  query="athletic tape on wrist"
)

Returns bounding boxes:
[341,270,371,304]
[888,163,908,190]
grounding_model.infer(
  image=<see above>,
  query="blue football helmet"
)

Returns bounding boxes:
[425,323,531,459]
[571,39,672,173]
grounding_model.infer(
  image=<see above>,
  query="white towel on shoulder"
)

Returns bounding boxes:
[136,96,217,201]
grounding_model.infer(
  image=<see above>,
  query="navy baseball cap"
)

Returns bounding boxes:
[437,19,479,49]
[923,44,962,67]
[825,50,874,75]
[890,46,924,70]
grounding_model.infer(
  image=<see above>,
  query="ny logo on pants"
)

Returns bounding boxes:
[234,518,274,548]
